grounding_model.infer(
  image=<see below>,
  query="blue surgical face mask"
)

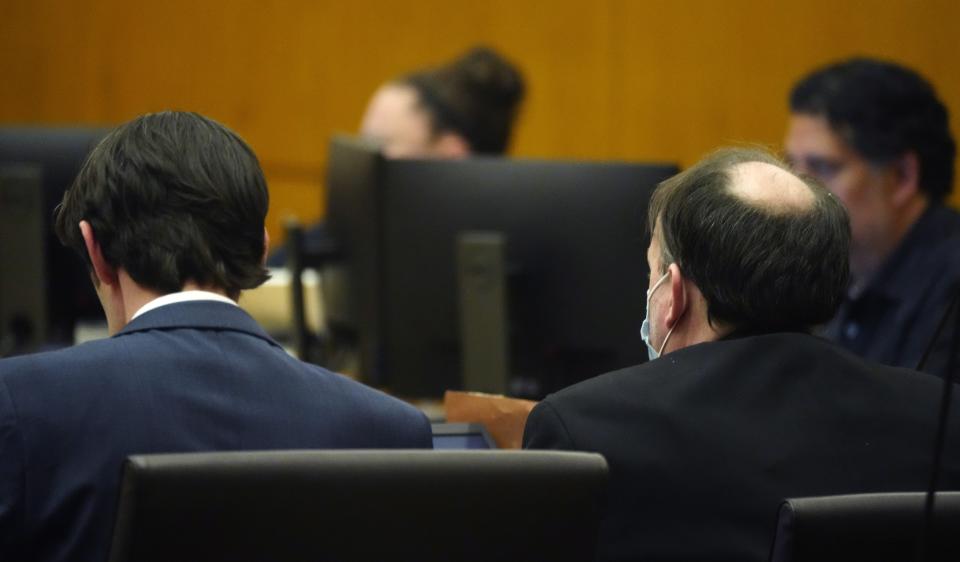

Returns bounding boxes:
[641,271,673,361]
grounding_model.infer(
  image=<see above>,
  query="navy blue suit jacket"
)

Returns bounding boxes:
[0,301,432,562]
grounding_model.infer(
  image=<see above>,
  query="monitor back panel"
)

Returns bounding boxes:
[0,166,47,355]
[378,156,677,397]
[0,128,108,346]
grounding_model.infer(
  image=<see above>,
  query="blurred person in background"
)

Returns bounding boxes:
[785,57,960,378]
[270,44,525,264]
[360,45,525,158]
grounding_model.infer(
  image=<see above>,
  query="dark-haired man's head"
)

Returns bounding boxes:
[55,111,270,333]
[644,148,850,358]
[785,57,955,283]
[360,46,525,158]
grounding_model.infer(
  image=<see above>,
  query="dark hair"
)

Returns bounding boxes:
[648,147,850,333]
[790,57,955,201]
[54,111,270,299]
[400,46,525,154]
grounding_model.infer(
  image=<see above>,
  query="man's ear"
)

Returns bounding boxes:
[432,132,471,158]
[889,151,922,207]
[261,227,270,266]
[79,221,118,287]
[665,262,687,327]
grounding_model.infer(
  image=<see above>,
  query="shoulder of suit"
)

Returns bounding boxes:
[0,337,119,378]
[540,359,669,409]
[298,361,425,418]
[539,332,845,404]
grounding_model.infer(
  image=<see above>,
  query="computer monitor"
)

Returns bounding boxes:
[324,136,678,398]
[0,127,108,352]
[0,166,47,355]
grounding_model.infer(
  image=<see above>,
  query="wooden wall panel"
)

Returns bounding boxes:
[2,0,958,244]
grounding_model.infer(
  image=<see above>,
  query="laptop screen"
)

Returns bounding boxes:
[431,422,497,449]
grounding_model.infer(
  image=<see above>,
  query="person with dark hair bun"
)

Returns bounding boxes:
[360,46,525,158]
[0,111,432,562]
[268,46,524,267]
[785,57,960,378]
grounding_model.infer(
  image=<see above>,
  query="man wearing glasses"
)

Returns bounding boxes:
[784,57,960,378]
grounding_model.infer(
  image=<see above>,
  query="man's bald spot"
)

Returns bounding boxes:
[726,161,816,214]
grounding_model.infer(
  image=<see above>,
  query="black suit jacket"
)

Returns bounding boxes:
[523,333,960,562]
[0,301,432,562]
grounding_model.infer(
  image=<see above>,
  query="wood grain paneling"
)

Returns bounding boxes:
[2,0,958,243]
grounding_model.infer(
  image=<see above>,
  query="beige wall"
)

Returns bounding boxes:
[2,0,958,243]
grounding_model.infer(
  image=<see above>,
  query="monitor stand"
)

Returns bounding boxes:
[457,232,509,395]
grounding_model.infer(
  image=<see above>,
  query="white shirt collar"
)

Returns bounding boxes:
[131,290,237,320]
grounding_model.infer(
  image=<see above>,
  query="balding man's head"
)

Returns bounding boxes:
[648,147,850,333]
[727,161,816,213]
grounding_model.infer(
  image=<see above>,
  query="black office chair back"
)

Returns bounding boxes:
[769,492,960,562]
[108,449,608,562]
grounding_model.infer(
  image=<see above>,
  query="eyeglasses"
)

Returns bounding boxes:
[784,154,848,183]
